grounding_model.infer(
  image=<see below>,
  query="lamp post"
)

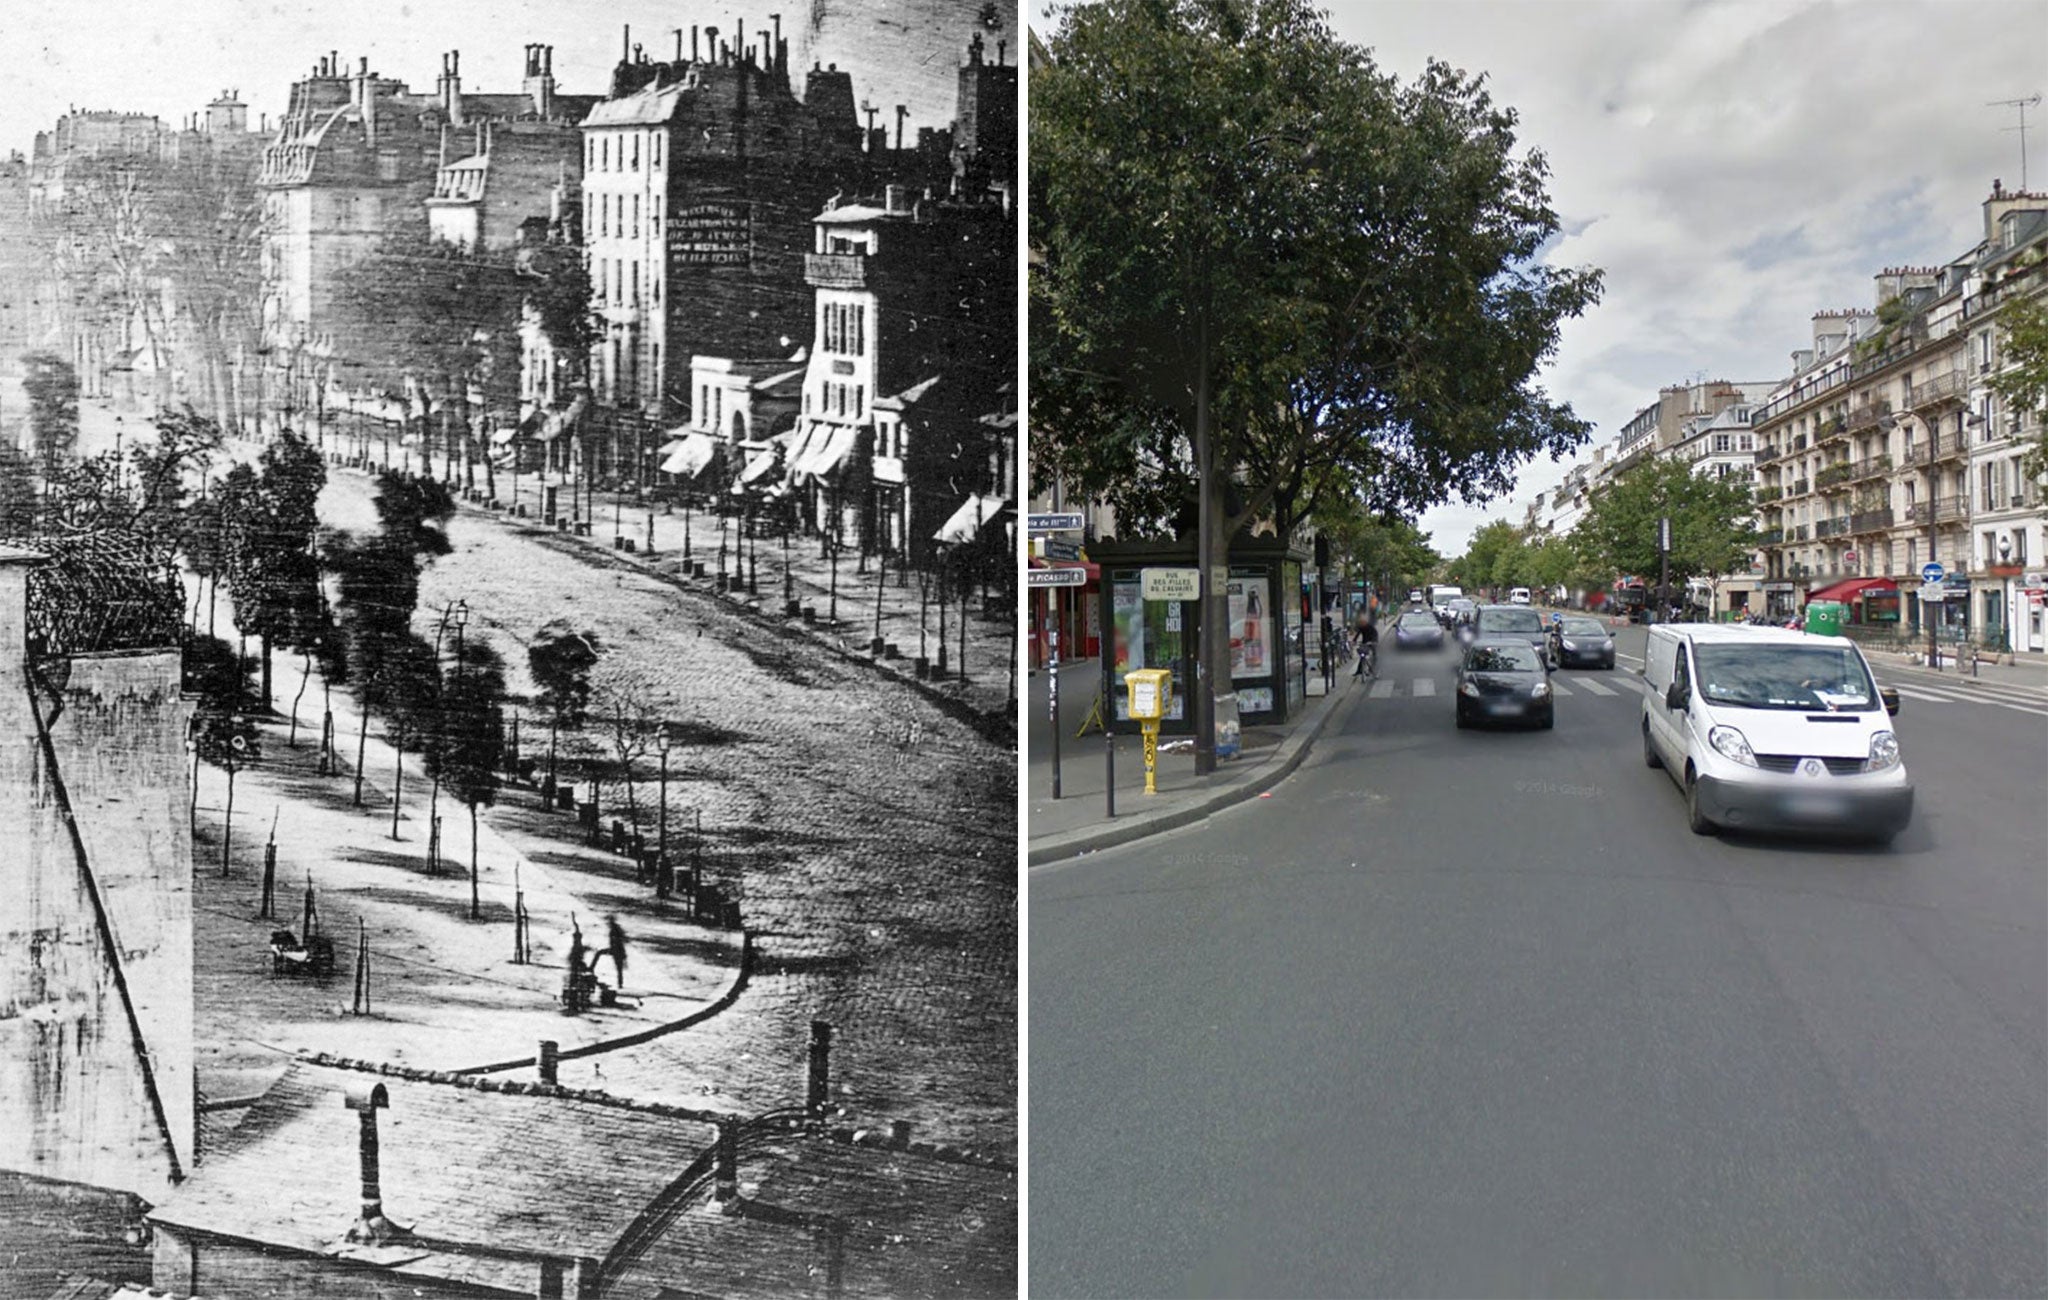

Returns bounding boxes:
[1999,534,2013,652]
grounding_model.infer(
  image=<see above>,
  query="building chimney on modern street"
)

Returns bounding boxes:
[807,1020,832,1111]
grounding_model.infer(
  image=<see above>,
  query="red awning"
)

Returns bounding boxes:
[1806,576,1896,603]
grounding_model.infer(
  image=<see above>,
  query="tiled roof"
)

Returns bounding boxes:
[608,1125,1016,1300]
[148,1060,720,1267]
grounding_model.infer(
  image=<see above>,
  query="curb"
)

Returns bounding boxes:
[1027,680,1367,866]
[450,929,754,1076]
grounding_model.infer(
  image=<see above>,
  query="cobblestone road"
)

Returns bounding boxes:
[321,470,1016,1152]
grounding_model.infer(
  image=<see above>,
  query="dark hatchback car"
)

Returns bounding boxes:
[1455,639,1554,729]
[1550,615,1616,669]
[1470,604,1554,666]
[1392,610,1445,651]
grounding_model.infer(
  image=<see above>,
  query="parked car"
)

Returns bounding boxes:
[1455,639,1553,730]
[1550,615,1616,669]
[1408,588,1425,605]
[1640,624,1910,843]
[1471,604,1554,667]
[1392,609,1445,651]
[1508,587,1532,605]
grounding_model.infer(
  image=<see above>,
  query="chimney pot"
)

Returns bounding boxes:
[891,1119,912,1149]
[538,1039,559,1085]
[714,1121,738,1203]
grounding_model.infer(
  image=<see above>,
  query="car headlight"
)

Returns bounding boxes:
[1707,725,1758,767]
[1531,681,1550,696]
[1458,681,1481,697]
[1559,639,1578,650]
[1867,730,1901,771]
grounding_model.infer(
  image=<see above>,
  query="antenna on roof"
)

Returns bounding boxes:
[1987,93,2042,190]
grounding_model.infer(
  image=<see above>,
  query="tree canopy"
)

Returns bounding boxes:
[1573,456,1758,591]
[1987,281,2048,481]
[1030,0,1603,543]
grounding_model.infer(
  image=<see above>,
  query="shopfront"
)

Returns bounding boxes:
[1094,539,1309,735]
[1803,576,1900,627]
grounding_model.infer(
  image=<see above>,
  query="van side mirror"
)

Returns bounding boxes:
[1665,682,1688,712]
[1880,686,1900,716]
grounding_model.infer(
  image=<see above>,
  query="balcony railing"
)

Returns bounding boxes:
[1848,453,1894,483]
[1788,478,1810,497]
[1815,463,1855,490]
[1906,369,1967,410]
[1756,486,1782,504]
[1842,402,1887,435]
[1815,517,1852,539]
[1756,445,1781,465]
[1758,528,1784,546]
[1932,430,1968,462]
[1792,524,1811,541]
[1933,497,1967,522]
[1850,508,1895,533]
[1791,434,1808,452]
[1903,443,1927,466]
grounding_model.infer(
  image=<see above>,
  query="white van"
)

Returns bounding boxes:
[1640,624,1911,843]
[1508,587,1532,605]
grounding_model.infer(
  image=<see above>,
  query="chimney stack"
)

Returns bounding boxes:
[538,1039,559,1085]
[807,1020,832,1111]
[714,1120,738,1203]
[342,1083,405,1243]
[890,1119,912,1149]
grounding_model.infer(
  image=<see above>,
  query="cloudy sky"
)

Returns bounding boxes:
[1,0,998,164]
[1330,0,2046,554]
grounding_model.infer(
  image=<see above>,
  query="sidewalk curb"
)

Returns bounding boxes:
[1027,679,1367,867]
[449,930,754,1076]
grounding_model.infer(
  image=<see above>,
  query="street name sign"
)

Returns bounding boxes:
[1028,512,1084,533]
[1918,581,1948,602]
[1028,566,1089,588]
[1042,537,1082,562]
[1921,561,1945,584]
[1141,567,1202,601]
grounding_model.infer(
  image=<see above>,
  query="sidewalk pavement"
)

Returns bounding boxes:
[192,646,748,1115]
[395,459,1018,739]
[1027,659,1366,866]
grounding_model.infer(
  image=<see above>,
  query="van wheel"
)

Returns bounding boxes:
[1684,767,1717,836]
[1642,719,1662,769]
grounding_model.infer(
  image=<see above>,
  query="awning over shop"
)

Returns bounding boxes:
[1806,576,1896,603]
[739,450,780,484]
[659,432,718,477]
[934,494,1010,545]
[802,425,860,480]
[533,393,588,443]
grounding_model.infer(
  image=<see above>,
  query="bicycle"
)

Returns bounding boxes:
[1354,639,1377,681]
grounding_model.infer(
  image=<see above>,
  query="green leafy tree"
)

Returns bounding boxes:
[220,430,326,707]
[185,633,260,874]
[0,442,37,535]
[1032,0,1601,751]
[1987,282,2048,481]
[1574,457,1758,596]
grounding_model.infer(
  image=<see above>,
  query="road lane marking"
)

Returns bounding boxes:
[1894,685,2047,716]
[1413,678,1436,697]
[1547,681,1572,696]
[1370,679,1396,699]
[1575,677,1619,697]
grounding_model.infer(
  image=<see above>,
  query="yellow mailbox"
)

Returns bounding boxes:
[1124,668,1173,794]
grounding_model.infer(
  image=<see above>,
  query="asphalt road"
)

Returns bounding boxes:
[1030,624,2047,1298]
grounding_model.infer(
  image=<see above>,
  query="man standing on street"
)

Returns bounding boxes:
[604,915,629,988]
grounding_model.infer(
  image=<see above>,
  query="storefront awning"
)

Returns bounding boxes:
[659,432,718,478]
[738,450,780,485]
[1806,576,1896,603]
[533,393,588,443]
[791,424,861,481]
[934,494,1010,545]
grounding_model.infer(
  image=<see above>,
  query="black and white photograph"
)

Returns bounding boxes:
[0,1,1018,1296]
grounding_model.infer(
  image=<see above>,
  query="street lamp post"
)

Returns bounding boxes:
[1999,534,2013,652]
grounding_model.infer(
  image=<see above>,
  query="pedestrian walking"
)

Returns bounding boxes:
[603,915,628,988]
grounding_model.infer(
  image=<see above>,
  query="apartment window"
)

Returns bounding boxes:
[602,136,610,171]
[852,305,865,355]
[2015,531,2029,562]
[651,195,661,238]
[1904,481,1916,509]
[1713,434,1731,454]
[1982,464,1995,511]
[630,260,638,306]
[1906,539,1917,571]
[631,134,639,170]
[1739,434,1753,451]
[632,196,640,239]
[854,385,863,417]
[653,133,662,168]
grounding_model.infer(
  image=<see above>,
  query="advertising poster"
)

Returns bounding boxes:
[1228,572,1271,680]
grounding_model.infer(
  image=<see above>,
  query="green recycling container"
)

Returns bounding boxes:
[1805,600,1844,637]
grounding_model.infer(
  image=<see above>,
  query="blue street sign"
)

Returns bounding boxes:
[1921,561,1945,584]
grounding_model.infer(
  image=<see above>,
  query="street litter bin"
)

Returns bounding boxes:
[1805,600,1844,637]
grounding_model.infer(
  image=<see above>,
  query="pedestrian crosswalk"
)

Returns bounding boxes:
[1357,667,2045,718]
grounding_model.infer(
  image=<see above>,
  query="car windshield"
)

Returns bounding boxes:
[1397,612,1436,629]
[1560,619,1608,637]
[1480,609,1545,633]
[1693,643,1878,711]
[1466,643,1539,672]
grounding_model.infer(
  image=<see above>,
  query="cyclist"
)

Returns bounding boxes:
[1352,612,1378,680]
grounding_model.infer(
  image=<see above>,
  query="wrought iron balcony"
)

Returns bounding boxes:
[1815,463,1855,491]
[1906,369,1967,410]
[1756,486,1782,504]
[1815,517,1851,539]
[1758,528,1784,546]
[1931,430,1968,462]
[1850,508,1895,533]
[1756,445,1781,465]
[1848,453,1893,483]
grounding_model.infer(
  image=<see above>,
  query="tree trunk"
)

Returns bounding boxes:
[288,649,310,747]
[354,708,369,805]
[469,803,481,920]
[260,634,273,709]
[391,739,404,840]
[220,765,235,877]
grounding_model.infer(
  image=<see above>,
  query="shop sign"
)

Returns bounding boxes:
[668,203,751,267]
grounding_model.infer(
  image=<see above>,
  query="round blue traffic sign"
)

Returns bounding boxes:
[1921,561,1944,584]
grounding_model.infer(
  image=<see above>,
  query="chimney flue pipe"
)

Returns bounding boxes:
[714,1121,738,1202]
[807,1020,832,1111]
[342,1082,404,1243]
